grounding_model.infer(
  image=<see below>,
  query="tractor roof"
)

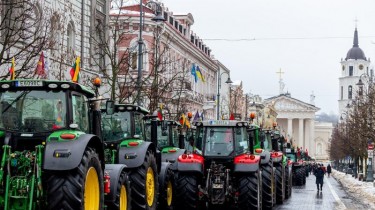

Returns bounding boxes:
[114,104,149,115]
[194,120,249,127]
[0,79,95,98]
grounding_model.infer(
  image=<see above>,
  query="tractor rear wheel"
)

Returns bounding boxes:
[128,150,158,210]
[46,147,104,210]
[261,162,274,209]
[295,167,305,186]
[275,165,285,204]
[237,170,262,210]
[158,166,174,210]
[284,166,291,199]
[175,173,200,210]
[107,171,131,210]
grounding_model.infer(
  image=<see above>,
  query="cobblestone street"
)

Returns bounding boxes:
[275,173,373,210]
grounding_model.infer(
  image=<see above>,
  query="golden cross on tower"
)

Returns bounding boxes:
[276,68,284,80]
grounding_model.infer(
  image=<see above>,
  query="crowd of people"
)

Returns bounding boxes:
[306,162,332,191]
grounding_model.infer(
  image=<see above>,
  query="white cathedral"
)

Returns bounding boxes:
[339,27,371,115]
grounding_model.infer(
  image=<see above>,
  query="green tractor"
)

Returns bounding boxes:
[0,79,111,210]
[250,125,276,209]
[101,104,174,210]
[285,144,306,186]
[174,120,262,210]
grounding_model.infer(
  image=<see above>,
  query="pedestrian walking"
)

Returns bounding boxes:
[327,164,332,177]
[314,164,325,191]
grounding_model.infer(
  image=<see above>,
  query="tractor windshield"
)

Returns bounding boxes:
[157,122,179,148]
[204,127,234,156]
[101,112,131,141]
[0,90,67,132]
[286,153,297,162]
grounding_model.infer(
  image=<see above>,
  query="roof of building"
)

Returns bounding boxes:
[345,28,367,61]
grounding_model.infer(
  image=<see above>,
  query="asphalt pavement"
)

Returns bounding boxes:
[275,173,373,210]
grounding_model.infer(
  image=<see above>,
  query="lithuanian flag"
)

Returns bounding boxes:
[70,56,81,83]
[9,57,15,80]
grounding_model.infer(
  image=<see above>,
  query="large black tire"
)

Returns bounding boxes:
[46,147,104,210]
[175,173,200,210]
[107,171,132,210]
[128,150,159,210]
[261,162,274,209]
[158,167,174,210]
[237,170,262,210]
[275,165,285,204]
[294,167,305,186]
[284,166,291,199]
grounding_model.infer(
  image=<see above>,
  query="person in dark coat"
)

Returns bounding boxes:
[327,164,332,177]
[314,164,325,191]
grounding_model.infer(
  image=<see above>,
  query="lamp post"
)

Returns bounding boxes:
[216,69,233,120]
[136,0,165,106]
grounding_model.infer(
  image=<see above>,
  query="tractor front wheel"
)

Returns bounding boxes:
[46,147,104,210]
[275,165,285,204]
[158,166,174,210]
[284,166,292,199]
[107,171,131,210]
[261,162,274,209]
[295,167,305,186]
[237,170,262,210]
[128,150,158,210]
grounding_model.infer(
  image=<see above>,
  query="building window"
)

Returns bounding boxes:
[169,17,173,25]
[349,66,353,76]
[50,14,61,51]
[317,143,322,155]
[131,52,137,69]
[67,21,75,53]
[348,85,352,99]
[341,86,343,100]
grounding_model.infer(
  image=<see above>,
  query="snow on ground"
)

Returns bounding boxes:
[332,169,375,209]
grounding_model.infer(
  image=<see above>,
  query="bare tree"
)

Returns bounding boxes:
[0,0,52,79]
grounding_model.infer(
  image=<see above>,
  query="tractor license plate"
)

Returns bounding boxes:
[16,80,43,87]
[212,184,223,189]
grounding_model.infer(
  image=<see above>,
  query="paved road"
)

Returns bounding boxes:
[275,173,372,210]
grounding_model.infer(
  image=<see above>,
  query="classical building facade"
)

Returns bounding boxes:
[338,27,370,115]
[264,93,320,154]
[113,1,231,119]
[314,122,333,161]
[0,0,109,82]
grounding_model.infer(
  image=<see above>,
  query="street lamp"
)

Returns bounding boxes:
[136,0,165,106]
[216,70,233,120]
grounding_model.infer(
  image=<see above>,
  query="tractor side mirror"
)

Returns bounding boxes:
[106,100,115,115]
[209,129,215,137]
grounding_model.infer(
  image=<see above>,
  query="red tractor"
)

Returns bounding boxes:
[174,120,262,210]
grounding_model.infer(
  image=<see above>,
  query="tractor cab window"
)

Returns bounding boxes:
[204,127,234,156]
[144,121,151,141]
[101,112,131,141]
[157,121,169,148]
[261,131,272,150]
[0,90,67,132]
[235,127,249,155]
[134,113,144,138]
[72,94,89,132]
[171,125,179,147]
[286,153,296,162]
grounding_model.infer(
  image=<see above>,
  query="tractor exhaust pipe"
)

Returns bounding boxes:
[151,119,158,148]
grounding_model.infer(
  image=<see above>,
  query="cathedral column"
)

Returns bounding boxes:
[299,118,304,149]
[309,119,315,154]
[287,118,293,142]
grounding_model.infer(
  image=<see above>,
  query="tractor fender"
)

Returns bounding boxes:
[158,162,173,190]
[104,164,128,203]
[176,154,204,174]
[162,149,185,163]
[43,134,103,170]
[118,141,155,168]
[233,154,260,173]
[260,150,271,165]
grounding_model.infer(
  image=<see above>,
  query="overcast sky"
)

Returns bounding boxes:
[160,0,375,115]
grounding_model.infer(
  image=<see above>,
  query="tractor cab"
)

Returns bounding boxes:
[194,120,250,160]
[0,80,97,151]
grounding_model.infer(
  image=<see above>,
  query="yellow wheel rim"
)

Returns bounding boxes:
[146,167,155,207]
[120,185,127,210]
[167,181,173,206]
[84,167,100,210]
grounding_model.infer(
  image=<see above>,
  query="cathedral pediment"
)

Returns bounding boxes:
[265,95,320,112]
